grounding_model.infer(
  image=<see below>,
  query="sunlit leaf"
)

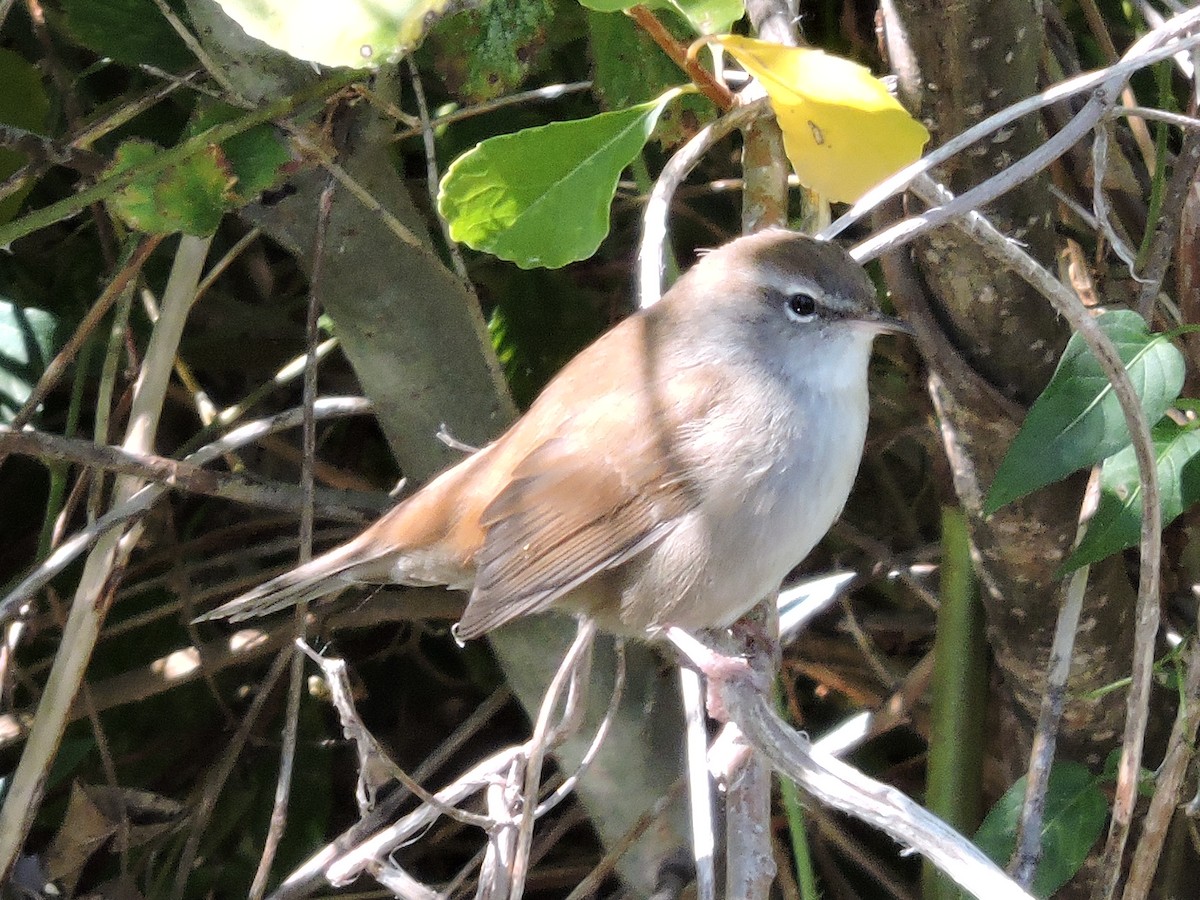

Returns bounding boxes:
[189,104,295,201]
[0,298,58,423]
[1066,420,1200,570]
[105,139,233,236]
[986,310,1185,513]
[710,35,929,202]
[438,90,680,268]
[214,0,466,68]
[580,0,744,33]
[973,763,1107,898]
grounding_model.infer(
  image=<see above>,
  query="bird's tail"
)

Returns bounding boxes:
[196,540,377,623]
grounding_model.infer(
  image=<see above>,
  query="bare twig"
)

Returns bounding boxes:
[0,236,162,446]
[680,668,717,900]
[170,648,291,900]
[250,176,336,899]
[389,81,592,142]
[0,235,212,880]
[669,628,1035,900]
[827,9,1200,245]
[1137,129,1200,319]
[1011,470,1102,886]
[406,57,470,280]
[639,99,771,304]
[0,398,375,622]
[1121,634,1200,898]
[0,427,386,522]
[147,0,241,98]
[269,686,512,899]
[628,5,733,109]
[510,620,598,900]
[893,176,1162,900]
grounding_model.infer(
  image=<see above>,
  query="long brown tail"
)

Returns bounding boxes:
[196,541,375,623]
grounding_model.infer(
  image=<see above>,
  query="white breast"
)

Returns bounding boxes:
[618,335,873,631]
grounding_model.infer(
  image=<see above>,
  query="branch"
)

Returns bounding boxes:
[669,630,1035,900]
[0,427,388,523]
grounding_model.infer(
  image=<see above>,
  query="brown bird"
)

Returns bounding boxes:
[199,229,907,639]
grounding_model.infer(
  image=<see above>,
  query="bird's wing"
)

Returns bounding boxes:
[455,384,703,638]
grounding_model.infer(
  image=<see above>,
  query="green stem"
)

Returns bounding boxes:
[922,507,989,900]
[776,684,821,899]
[1135,62,1174,272]
[0,70,361,248]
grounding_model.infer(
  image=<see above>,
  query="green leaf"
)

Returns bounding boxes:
[104,139,232,236]
[429,0,556,103]
[0,49,50,226]
[580,0,744,32]
[1065,420,1200,569]
[972,762,1108,899]
[577,0,638,11]
[0,298,58,423]
[666,0,744,34]
[213,0,463,68]
[190,104,294,201]
[985,310,1185,513]
[63,0,194,71]
[586,8,714,147]
[438,91,680,268]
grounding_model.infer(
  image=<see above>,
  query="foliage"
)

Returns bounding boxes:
[971,762,1109,899]
[0,0,1195,898]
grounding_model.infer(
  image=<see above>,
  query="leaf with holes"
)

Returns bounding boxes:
[105,139,233,236]
[711,35,929,202]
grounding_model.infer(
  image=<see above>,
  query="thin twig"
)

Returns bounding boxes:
[170,648,291,900]
[627,5,733,109]
[668,629,1035,900]
[390,81,593,142]
[0,70,361,247]
[889,176,1161,900]
[0,236,162,447]
[0,398,375,622]
[826,9,1200,243]
[0,235,212,880]
[406,57,470,280]
[250,175,336,898]
[0,427,385,522]
[1011,471,1102,886]
[1137,128,1200,319]
[147,0,241,98]
[1121,634,1200,898]
[1112,105,1200,130]
[270,687,513,899]
[681,668,717,900]
[639,99,770,304]
[510,620,597,900]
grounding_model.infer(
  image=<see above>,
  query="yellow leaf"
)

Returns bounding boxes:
[711,35,930,203]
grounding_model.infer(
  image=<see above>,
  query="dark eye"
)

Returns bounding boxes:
[784,291,819,322]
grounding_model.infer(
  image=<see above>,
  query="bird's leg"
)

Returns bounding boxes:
[665,627,770,722]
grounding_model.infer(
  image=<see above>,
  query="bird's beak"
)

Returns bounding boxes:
[859,310,915,336]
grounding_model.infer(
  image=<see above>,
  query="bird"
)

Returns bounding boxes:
[198,229,908,640]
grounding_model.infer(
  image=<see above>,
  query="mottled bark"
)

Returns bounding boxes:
[880,0,1139,782]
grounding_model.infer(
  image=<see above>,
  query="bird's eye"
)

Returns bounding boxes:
[784,291,819,322]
